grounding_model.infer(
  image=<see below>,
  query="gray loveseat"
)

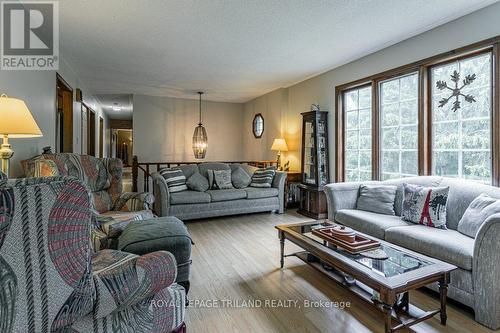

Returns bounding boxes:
[324,176,500,329]
[152,162,286,220]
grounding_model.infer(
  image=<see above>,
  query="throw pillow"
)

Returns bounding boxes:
[457,193,500,238]
[207,169,233,189]
[186,171,209,192]
[159,168,187,192]
[356,184,397,215]
[231,166,252,189]
[401,183,449,229]
[214,169,233,189]
[250,167,276,188]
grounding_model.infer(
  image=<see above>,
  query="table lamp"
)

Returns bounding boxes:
[0,94,43,176]
[271,138,288,170]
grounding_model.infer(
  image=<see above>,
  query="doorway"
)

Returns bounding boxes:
[99,117,104,158]
[56,74,73,152]
[88,108,96,156]
[111,129,133,166]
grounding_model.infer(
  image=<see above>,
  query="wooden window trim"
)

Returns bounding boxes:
[374,70,420,180]
[424,48,494,184]
[335,36,500,184]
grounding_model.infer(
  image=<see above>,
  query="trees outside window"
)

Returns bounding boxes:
[337,43,497,185]
[379,73,419,180]
[343,86,372,182]
[431,53,492,183]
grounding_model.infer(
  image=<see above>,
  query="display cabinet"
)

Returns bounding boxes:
[298,111,330,219]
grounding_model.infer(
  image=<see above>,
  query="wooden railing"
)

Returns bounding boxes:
[132,155,278,192]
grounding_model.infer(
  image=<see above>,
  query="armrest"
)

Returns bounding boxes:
[472,213,500,328]
[113,191,155,211]
[151,172,171,216]
[272,171,287,214]
[323,182,364,221]
[93,249,177,319]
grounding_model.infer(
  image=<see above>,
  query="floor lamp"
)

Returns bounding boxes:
[0,94,43,177]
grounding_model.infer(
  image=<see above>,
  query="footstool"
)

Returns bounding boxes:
[118,216,193,293]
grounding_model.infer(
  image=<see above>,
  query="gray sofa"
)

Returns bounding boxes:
[324,176,500,329]
[152,162,286,220]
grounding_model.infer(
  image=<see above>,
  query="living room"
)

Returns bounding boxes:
[1,0,500,332]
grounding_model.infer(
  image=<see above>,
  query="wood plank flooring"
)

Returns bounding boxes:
[184,211,492,333]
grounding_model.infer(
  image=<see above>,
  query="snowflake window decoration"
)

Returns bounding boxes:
[436,70,476,112]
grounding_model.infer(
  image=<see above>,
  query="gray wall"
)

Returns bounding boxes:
[0,56,109,177]
[243,2,500,175]
[133,94,244,163]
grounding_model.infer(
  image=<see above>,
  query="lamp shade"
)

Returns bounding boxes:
[192,124,208,159]
[0,95,42,137]
[271,138,288,152]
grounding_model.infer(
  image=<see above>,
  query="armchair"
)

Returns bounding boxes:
[22,153,155,250]
[0,176,185,333]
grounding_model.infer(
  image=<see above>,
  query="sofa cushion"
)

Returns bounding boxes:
[230,163,258,176]
[170,190,211,204]
[186,171,209,192]
[245,187,279,199]
[385,225,474,270]
[159,168,188,193]
[198,162,230,178]
[440,177,500,230]
[335,209,412,239]
[207,189,247,202]
[357,184,397,215]
[97,210,155,239]
[177,164,199,179]
[458,193,500,238]
[401,184,449,229]
[231,166,252,189]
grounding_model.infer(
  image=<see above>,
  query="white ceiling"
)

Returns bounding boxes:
[60,0,497,106]
[95,94,133,120]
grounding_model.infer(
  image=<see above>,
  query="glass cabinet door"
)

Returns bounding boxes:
[317,117,328,186]
[303,118,316,185]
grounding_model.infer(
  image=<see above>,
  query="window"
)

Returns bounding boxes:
[343,86,372,182]
[431,52,492,183]
[336,39,499,185]
[379,73,419,180]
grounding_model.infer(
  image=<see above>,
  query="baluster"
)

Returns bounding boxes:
[132,155,138,192]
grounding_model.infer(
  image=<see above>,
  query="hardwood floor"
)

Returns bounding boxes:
[184,211,491,333]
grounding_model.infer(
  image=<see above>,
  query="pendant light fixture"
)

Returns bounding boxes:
[192,91,208,159]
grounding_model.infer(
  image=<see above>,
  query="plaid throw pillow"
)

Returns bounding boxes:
[159,168,187,192]
[250,167,276,188]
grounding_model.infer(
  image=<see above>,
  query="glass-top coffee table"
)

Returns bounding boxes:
[276,220,456,333]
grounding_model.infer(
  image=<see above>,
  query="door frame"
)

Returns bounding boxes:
[56,73,74,153]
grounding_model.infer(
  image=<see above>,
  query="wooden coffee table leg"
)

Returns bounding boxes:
[382,303,393,333]
[439,277,448,325]
[279,232,285,268]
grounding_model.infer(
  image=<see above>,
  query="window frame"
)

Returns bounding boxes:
[426,49,494,183]
[377,71,420,180]
[335,36,500,186]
